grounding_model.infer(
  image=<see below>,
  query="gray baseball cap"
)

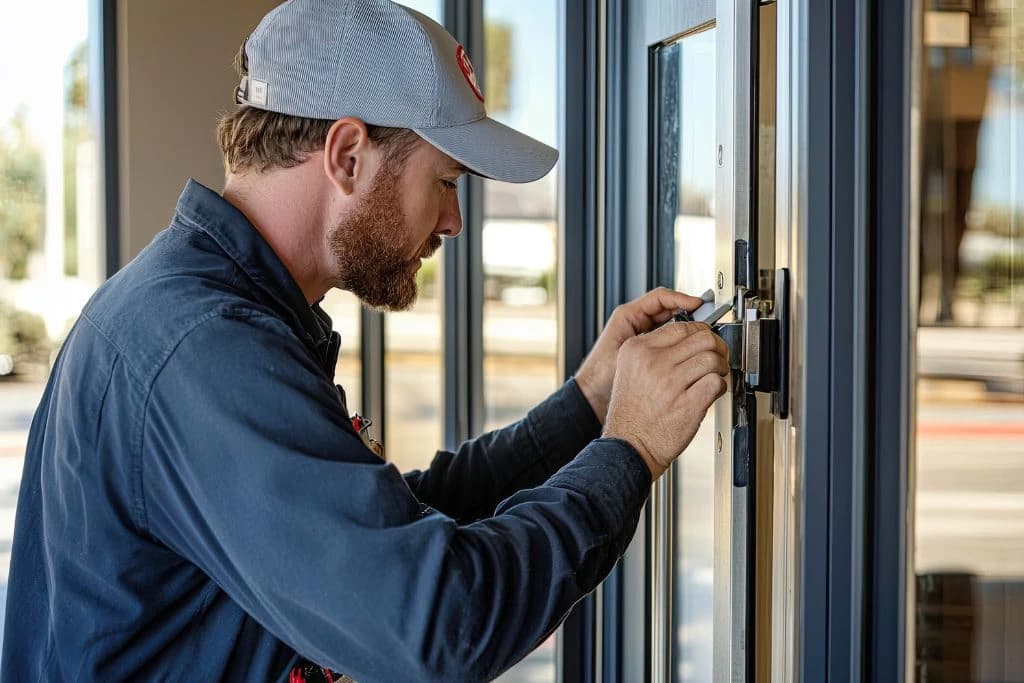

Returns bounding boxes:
[236,0,558,183]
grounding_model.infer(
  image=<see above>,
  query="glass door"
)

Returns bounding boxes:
[913,3,1024,681]
[616,1,788,681]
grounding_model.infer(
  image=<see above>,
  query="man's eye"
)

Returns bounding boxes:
[441,179,458,191]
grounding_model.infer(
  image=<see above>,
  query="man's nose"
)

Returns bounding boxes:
[436,190,463,238]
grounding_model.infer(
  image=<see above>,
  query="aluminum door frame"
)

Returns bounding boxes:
[713,1,755,680]
[771,1,917,681]
[612,0,918,680]
[612,0,761,681]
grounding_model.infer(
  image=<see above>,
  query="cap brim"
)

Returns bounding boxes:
[414,117,558,184]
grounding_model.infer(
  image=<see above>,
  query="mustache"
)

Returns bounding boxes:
[419,235,443,259]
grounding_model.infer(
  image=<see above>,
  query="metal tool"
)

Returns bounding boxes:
[672,289,730,326]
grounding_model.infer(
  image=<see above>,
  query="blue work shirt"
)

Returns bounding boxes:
[2,180,652,682]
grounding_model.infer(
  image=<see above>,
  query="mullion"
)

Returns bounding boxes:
[361,309,385,447]
[559,0,603,680]
[98,0,120,277]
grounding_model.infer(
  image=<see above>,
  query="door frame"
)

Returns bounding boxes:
[602,0,918,681]
[606,0,757,681]
[771,0,918,680]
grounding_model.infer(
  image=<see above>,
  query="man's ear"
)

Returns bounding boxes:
[323,117,377,196]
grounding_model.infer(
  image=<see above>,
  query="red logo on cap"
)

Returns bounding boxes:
[456,45,484,103]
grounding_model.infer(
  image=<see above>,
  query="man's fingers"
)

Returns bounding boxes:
[636,287,704,318]
[642,320,714,349]
[674,350,731,389]
[644,322,729,365]
[618,287,705,334]
[673,324,730,361]
[629,323,730,383]
[686,372,729,408]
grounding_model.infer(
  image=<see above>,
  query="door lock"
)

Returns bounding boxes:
[670,270,789,488]
[707,268,790,488]
[712,268,790,418]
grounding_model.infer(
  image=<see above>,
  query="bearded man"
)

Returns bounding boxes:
[2,1,729,681]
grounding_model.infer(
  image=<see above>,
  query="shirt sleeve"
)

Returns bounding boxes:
[402,377,603,524]
[141,309,650,683]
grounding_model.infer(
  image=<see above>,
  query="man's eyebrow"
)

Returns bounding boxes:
[449,162,469,174]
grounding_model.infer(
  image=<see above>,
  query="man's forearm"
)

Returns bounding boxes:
[403,377,603,522]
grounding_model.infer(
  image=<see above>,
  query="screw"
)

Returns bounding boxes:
[718,272,725,289]
[717,145,723,166]
[716,432,723,453]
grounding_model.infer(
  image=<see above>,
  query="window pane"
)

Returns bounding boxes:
[914,4,1024,682]
[321,289,361,415]
[384,0,444,473]
[654,28,718,683]
[481,2,560,432]
[0,1,101,648]
[483,0,559,681]
[385,252,444,473]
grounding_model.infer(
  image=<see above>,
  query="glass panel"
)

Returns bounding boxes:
[320,290,361,415]
[0,1,101,648]
[654,27,718,683]
[384,250,443,473]
[483,1,559,680]
[383,0,444,473]
[914,3,1024,682]
[481,0,560,436]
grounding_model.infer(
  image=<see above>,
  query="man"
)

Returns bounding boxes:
[2,1,729,681]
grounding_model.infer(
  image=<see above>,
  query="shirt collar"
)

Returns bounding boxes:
[171,179,332,347]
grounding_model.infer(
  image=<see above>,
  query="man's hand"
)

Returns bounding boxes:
[602,322,730,479]
[575,288,705,424]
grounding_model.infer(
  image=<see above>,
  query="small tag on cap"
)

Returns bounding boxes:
[249,78,268,106]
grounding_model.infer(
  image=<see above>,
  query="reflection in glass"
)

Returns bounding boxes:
[655,27,717,683]
[919,7,1022,329]
[383,0,444,474]
[915,4,1024,682]
[483,1,559,681]
[0,2,101,647]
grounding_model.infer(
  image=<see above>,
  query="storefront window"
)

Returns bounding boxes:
[320,290,361,415]
[483,1,560,680]
[0,0,102,648]
[481,0,560,436]
[915,4,1024,682]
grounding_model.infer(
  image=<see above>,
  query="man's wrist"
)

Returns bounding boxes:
[573,370,608,425]
[601,430,665,480]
